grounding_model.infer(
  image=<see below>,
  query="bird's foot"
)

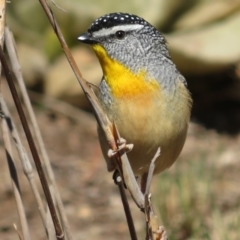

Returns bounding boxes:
[107,137,133,158]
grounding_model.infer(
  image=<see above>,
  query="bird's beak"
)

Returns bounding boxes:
[78,32,99,44]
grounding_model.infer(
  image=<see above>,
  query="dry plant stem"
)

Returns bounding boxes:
[46,205,56,240]
[0,96,48,235]
[1,115,31,240]
[38,0,116,153]
[13,223,24,240]
[46,185,57,240]
[121,150,144,208]
[113,123,145,209]
[115,171,138,240]
[144,148,160,196]
[143,148,167,240]
[145,194,167,240]
[0,47,64,240]
[4,27,71,240]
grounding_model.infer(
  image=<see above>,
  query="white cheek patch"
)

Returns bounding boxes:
[92,24,144,38]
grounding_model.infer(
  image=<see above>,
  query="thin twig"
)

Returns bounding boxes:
[115,171,138,240]
[46,185,57,240]
[143,148,168,240]
[145,148,160,196]
[38,0,117,154]
[13,223,24,240]
[113,123,144,209]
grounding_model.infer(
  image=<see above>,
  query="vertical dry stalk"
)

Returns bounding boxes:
[0,46,64,239]
[4,27,73,240]
[1,114,31,240]
[0,96,48,235]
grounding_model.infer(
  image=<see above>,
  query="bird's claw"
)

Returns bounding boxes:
[107,138,134,158]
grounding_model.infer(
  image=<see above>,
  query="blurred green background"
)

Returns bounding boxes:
[2,0,240,240]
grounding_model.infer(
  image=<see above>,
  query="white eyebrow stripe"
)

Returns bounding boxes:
[92,24,144,37]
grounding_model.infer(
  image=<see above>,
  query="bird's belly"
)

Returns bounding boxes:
[114,98,187,175]
[98,85,190,176]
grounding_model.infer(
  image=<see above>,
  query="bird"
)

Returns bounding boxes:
[78,12,192,192]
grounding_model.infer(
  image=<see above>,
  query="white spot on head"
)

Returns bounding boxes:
[125,15,129,18]
[120,17,124,20]
[103,19,107,22]
[131,17,134,20]
[114,17,118,19]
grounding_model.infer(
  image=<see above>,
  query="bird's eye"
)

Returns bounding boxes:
[115,30,126,40]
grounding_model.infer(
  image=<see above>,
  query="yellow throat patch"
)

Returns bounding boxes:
[92,45,160,98]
